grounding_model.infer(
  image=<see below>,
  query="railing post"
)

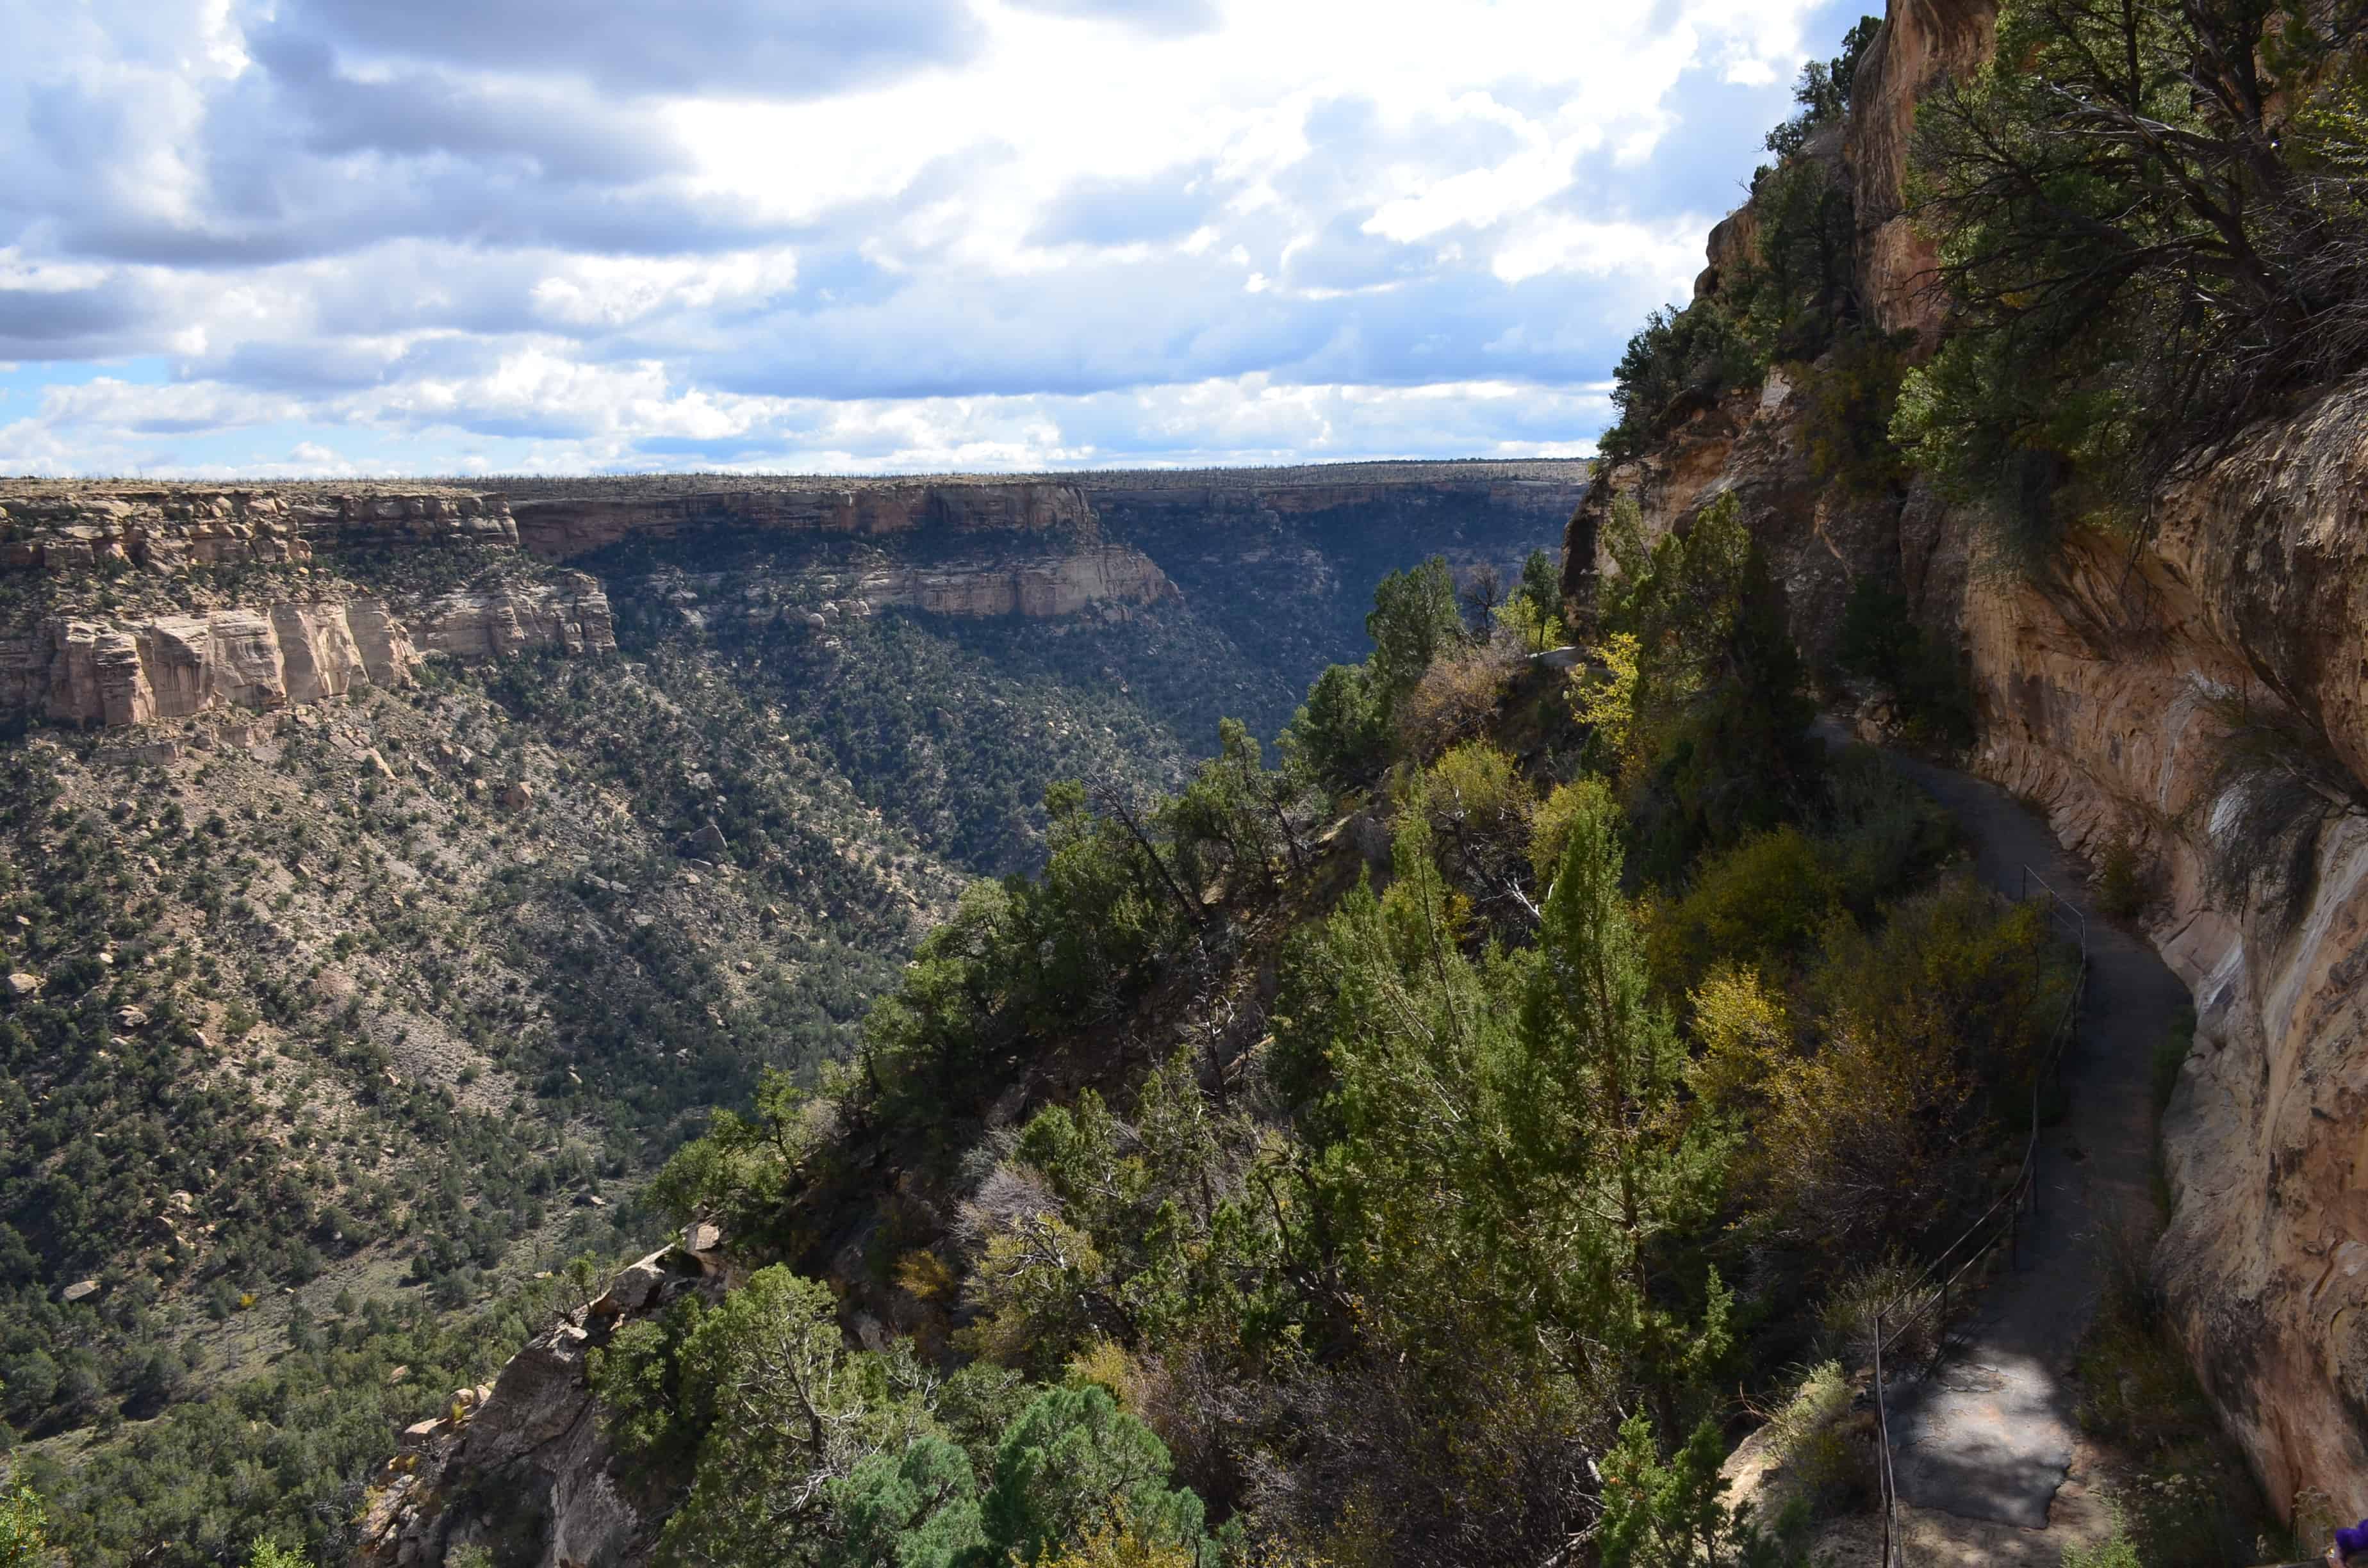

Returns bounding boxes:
[1875,1309,1893,1568]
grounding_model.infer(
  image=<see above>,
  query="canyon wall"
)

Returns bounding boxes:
[1559,0,2368,1523]
[509,478,1096,560]
[1966,377,2368,1524]
[4,467,1581,734]
[0,486,518,571]
[0,578,617,728]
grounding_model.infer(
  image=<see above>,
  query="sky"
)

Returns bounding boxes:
[0,0,1869,477]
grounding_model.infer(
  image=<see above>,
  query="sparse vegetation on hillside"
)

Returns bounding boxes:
[606,512,2073,1567]
[0,471,1563,1564]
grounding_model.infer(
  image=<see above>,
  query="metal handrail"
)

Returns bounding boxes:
[1864,865,2092,1567]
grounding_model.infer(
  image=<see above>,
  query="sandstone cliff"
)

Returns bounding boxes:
[852,543,1176,618]
[0,486,517,571]
[509,479,1096,560]
[1966,376,2368,1523]
[1556,0,2368,1524]
[0,578,616,728]
[0,477,1192,731]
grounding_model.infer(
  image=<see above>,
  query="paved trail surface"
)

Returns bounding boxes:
[1845,740,2189,1530]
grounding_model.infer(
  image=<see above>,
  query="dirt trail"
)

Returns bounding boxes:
[1850,740,2188,1533]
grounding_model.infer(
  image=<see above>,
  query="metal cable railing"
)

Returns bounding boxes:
[1869,865,2091,1568]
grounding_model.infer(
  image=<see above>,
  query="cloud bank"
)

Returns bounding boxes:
[0,0,1864,474]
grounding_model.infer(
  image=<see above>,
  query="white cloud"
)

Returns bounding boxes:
[528,250,801,328]
[0,0,1845,471]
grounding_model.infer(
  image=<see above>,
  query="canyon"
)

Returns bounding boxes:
[0,464,1581,735]
[0,457,1581,1564]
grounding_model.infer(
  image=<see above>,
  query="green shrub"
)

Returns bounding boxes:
[1599,302,1763,461]
[2075,1223,2271,1568]
[0,1476,51,1568]
[1816,746,1958,915]
[1801,331,1912,496]
[1818,1257,1938,1370]
[2060,1529,2142,1568]
[1761,1361,1866,1519]
[1834,577,1974,751]
[1896,0,2368,544]
[1647,828,1836,999]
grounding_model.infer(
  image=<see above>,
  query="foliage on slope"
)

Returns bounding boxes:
[603,524,2072,1568]
[0,488,1563,1564]
[1895,0,2368,548]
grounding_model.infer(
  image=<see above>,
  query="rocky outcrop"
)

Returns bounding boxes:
[0,579,614,727]
[1561,0,1996,621]
[357,1226,730,1568]
[510,480,1096,560]
[853,543,1176,618]
[0,486,517,571]
[1843,0,1998,341]
[414,575,618,661]
[1559,368,1933,666]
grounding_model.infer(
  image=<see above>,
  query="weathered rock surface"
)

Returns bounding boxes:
[0,486,517,571]
[510,479,1096,559]
[356,1227,730,1568]
[1843,0,1998,342]
[1963,375,2368,1525]
[852,543,1176,618]
[0,580,614,727]
[1559,368,1924,667]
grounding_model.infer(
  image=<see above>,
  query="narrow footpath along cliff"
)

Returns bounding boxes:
[1565,0,2368,1528]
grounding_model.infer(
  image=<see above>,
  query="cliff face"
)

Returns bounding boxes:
[0,479,1180,731]
[0,578,617,728]
[1558,0,2368,1523]
[3,468,1582,749]
[1843,0,1998,343]
[0,486,518,571]
[1966,377,2368,1523]
[509,480,1096,560]
[853,543,1176,618]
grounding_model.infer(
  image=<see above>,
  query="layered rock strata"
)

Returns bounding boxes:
[0,487,516,571]
[510,480,1095,559]
[853,543,1175,618]
[0,578,614,727]
[1964,376,2368,1524]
